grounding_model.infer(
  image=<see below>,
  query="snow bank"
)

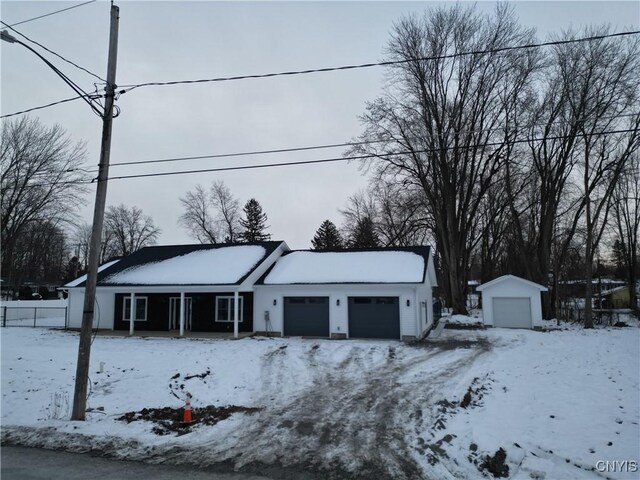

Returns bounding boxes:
[264,251,425,284]
[103,246,266,285]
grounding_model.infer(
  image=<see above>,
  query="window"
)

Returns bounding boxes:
[215,296,243,322]
[123,296,147,321]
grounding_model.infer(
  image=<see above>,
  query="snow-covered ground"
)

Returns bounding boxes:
[2,324,639,479]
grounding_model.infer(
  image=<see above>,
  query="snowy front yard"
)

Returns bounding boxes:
[1,326,638,479]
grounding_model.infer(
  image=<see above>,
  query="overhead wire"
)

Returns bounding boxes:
[13,127,638,189]
[117,30,640,93]
[107,113,639,168]
[0,34,106,118]
[3,0,98,28]
[0,95,88,119]
[1,21,106,82]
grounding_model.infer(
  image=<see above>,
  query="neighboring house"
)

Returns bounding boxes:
[558,278,626,297]
[63,242,289,335]
[597,286,631,309]
[477,275,547,329]
[253,247,437,341]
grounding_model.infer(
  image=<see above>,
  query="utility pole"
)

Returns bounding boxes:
[71,3,120,421]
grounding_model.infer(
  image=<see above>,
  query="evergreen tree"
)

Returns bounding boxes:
[64,256,82,283]
[239,198,271,242]
[349,217,380,248]
[611,238,627,279]
[311,220,344,250]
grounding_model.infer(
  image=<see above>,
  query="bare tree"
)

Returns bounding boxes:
[179,185,218,243]
[611,157,639,312]
[351,4,540,313]
[211,181,241,242]
[341,180,431,247]
[104,204,160,257]
[72,221,117,267]
[178,180,241,243]
[1,117,87,286]
[554,29,640,328]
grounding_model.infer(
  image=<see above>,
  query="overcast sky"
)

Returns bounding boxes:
[2,1,639,249]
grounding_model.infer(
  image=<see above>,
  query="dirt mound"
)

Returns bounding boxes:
[118,405,261,436]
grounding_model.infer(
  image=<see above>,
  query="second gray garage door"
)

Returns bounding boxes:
[348,297,400,340]
[284,297,330,337]
[492,297,532,328]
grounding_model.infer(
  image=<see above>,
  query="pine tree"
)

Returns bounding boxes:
[311,220,344,250]
[350,217,380,248]
[239,198,271,242]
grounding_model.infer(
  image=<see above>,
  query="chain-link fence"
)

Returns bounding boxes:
[1,304,68,328]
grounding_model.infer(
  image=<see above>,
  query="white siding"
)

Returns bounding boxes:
[415,282,434,337]
[480,279,544,328]
[254,284,421,339]
[67,289,115,329]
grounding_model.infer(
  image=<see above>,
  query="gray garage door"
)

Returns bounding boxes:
[284,297,330,337]
[348,297,400,340]
[492,297,532,328]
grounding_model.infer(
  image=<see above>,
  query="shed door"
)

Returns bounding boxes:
[492,297,532,328]
[348,297,400,340]
[283,297,329,337]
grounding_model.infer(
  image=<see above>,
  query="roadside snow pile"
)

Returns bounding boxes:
[2,325,639,480]
[445,313,484,328]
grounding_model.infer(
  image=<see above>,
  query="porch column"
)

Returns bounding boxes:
[179,291,185,337]
[233,290,239,339]
[129,292,136,336]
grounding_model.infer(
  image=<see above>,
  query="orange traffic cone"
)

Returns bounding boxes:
[183,392,192,423]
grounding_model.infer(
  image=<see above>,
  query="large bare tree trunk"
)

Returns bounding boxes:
[351,4,540,313]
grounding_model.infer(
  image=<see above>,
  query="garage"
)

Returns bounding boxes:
[492,297,532,328]
[348,296,400,339]
[477,275,547,329]
[283,297,329,337]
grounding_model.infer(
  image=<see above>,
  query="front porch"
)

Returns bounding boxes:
[93,329,256,340]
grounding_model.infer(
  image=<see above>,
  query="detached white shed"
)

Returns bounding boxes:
[476,275,547,329]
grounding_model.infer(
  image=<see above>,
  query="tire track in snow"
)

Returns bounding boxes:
[212,339,494,480]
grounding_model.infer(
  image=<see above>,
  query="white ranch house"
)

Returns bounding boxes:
[64,242,438,341]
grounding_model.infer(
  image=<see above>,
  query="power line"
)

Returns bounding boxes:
[1,31,105,118]
[102,128,638,182]
[17,127,638,188]
[4,0,98,28]
[110,141,366,167]
[118,30,640,93]
[0,95,87,119]
[1,21,106,82]
[108,112,638,168]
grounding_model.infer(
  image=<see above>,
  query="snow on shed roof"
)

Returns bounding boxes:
[476,274,548,292]
[102,245,267,285]
[262,249,429,284]
[63,259,121,287]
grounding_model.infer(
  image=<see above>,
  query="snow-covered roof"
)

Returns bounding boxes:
[262,248,429,284]
[476,274,548,292]
[66,242,285,287]
[103,246,266,285]
[598,286,629,297]
[559,278,626,285]
[63,260,121,288]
